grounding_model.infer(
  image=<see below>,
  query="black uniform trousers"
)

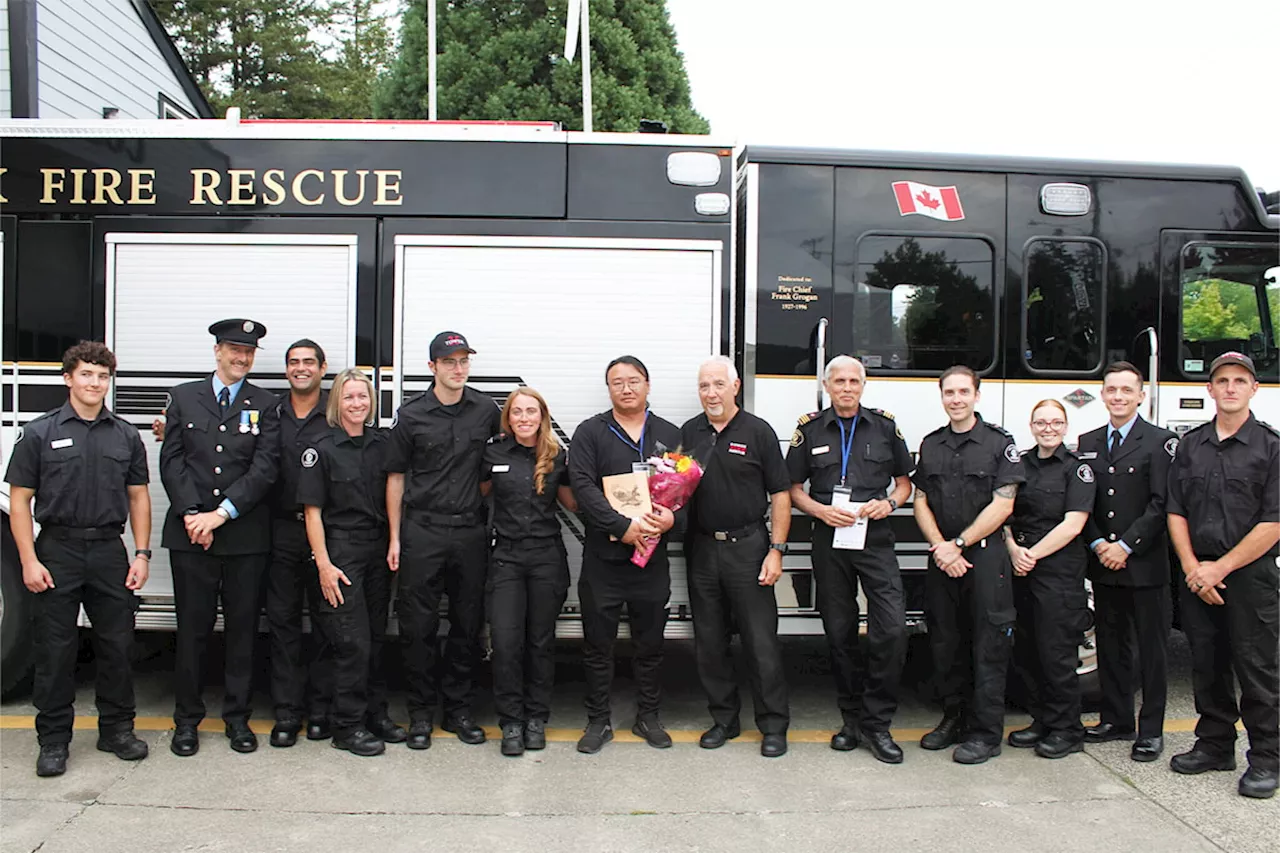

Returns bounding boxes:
[310,529,392,737]
[171,549,269,726]
[397,513,488,722]
[811,523,905,733]
[578,546,671,723]
[31,533,137,745]
[1093,583,1170,738]
[266,517,333,724]
[487,536,570,727]
[689,527,789,735]
[1181,555,1279,772]
[1011,554,1088,739]
[925,539,1016,745]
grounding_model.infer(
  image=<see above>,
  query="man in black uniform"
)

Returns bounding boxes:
[569,355,680,753]
[386,331,501,749]
[265,340,339,746]
[6,341,152,777]
[681,356,792,758]
[1077,361,1176,762]
[913,365,1024,764]
[786,355,913,763]
[161,319,280,756]
[1167,352,1280,800]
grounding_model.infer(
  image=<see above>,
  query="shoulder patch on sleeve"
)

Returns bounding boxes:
[1164,436,1179,458]
[13,425,23,443]
[1077,463,1094,483]
[790,428,805,448]
[1004,443,1020,464]
[301,448,318,468]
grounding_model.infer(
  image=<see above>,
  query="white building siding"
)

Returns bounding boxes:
[35,0,198,119]
[1,0,11,118]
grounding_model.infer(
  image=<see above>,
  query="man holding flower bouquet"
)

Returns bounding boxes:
[681,356,793,758]
[568,356,682,753]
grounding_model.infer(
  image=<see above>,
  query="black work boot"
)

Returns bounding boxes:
[97,730,149,761]
[36,744,69,777]
[500,723,525,757]
[921,710,964,751]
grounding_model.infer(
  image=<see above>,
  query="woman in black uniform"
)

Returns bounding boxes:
[1004,399,1096,759]
[480,387,577,757]
[298,368,404,756]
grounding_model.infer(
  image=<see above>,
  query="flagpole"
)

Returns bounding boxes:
[580,0,592,133]
[427,0,438,121]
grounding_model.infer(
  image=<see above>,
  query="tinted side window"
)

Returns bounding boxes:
[1179,243,1278,381]
[16,221,93,362]
[853,235,995,372]
[1023,239,1105,373]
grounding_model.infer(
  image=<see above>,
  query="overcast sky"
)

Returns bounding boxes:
[664,0,1280,190]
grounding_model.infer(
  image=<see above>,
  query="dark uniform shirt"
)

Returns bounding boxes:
[785,406,913,503]
[385,385,501,515]
[266,391,330,519]
[681,409,790,533]
[569,409,682,562]
[1008,445,1096,548]
[296,427,390,531]
[481,435,569,540]
[4,401,148,527]
[913,415,1026,540]
[1167,413,1280,558]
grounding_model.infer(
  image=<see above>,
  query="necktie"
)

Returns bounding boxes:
[219,386,230,414]
[1109,429,1121,459]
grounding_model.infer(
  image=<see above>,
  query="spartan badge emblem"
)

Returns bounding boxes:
[1004,443,1020,463]
[301,448,318,468]
[1077,463,1094,483]
[1165,437,1179,458]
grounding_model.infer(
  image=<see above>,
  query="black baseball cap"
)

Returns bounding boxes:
[1208,351,1257,379]
[209,318,267,348]
[429,331,476,361]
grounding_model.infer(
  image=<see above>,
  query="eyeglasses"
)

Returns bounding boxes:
[436,357,470,369]
[608,379,646,391]
[1031,420,1066,430]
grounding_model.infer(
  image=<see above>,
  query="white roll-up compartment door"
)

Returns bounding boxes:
[106,233,359,616]
[394,236,724,627]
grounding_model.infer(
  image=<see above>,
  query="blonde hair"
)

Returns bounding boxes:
[327,368,377,427]
[501,386,561,495]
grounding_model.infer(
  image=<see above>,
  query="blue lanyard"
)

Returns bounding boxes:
[608,412,649,460]
[836,415,859,485]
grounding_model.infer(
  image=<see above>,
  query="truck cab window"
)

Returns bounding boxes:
[1179,243,1279,381]
[853,235,995,372]
[1023,239,1105,373]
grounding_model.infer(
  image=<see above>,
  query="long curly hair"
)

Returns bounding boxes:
[501,386,561,495]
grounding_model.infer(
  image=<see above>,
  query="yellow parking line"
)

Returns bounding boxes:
[0,715,1209,741]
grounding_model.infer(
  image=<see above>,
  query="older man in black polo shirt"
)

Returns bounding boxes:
[681,356,791,758]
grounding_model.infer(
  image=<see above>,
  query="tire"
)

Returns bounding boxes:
[0,517,34,698]
[1076,581,1101,705]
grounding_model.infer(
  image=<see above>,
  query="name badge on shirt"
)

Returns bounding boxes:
[728,441,747,456]
[1078,451,1097,460]
[491,464,510,473]
[811,445,830,455]
[50,438,74,449]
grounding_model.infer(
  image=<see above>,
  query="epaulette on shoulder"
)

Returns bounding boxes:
[796,411,821,426]
[401,391,427,407]
[984,420,1016,440]
[487,432,508,445]
[27,409,58,427]
[923,423,948,439]
[1259,420,1280,438]
[868,407,895,420]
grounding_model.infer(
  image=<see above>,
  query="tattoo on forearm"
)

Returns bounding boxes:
[994,484,1018,499]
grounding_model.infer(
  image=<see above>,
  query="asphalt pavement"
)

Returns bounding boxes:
[1,631,1275,853]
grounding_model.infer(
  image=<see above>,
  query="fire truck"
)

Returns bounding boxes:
[0,117,1275,694]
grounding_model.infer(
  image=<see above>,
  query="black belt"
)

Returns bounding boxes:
[495,534,561,547]
[329,528,387,542]
[419,511,482,528]
[698,522,763,543]
[274,512,306,524]
[40,524,124,541]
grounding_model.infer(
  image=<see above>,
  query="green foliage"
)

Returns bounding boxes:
[153,0,392,118]
[1182,278,1267,342]
[374,0,709,133]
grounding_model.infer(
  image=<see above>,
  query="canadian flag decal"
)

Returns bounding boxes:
[892,181,965,221]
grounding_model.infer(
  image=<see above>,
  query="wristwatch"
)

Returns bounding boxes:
[135,549,152,560]
[769,543,789,554]
[953,536,967,550]
[887,498,899,511]
[215,507,231,521]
